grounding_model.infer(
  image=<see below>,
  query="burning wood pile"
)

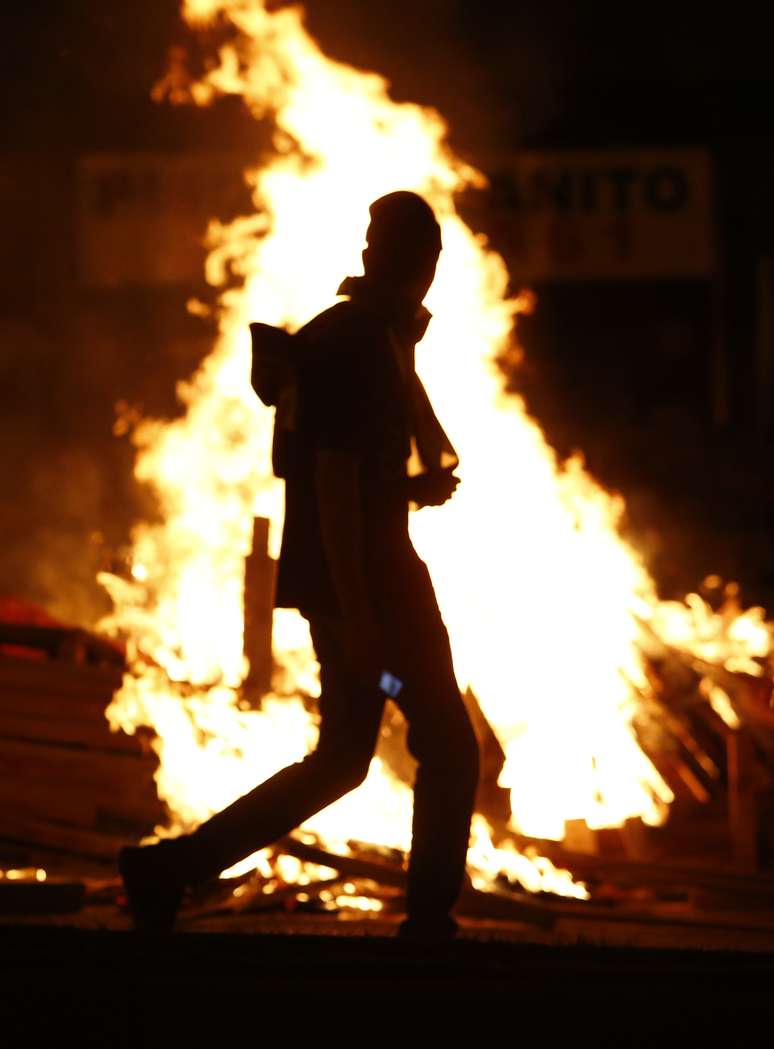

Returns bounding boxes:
[634,585,774,872]
[3,579,774,927]
[0,597,162,862]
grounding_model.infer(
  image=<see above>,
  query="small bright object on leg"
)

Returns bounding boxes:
[380,671,403,697]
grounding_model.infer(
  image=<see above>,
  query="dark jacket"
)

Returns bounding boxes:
[274,293,414,618]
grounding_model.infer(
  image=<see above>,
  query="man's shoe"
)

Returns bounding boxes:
[118,840,188,933]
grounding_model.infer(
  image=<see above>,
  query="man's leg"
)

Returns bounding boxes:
[122,617,385,896]
[385,561,480,933]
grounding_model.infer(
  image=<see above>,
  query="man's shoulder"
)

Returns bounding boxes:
[297,299,389,355]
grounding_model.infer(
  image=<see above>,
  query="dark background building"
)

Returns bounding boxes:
[2,1,774,624]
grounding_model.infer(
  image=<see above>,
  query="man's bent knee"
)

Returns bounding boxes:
[408,710,480,792]
[307,746,372,797]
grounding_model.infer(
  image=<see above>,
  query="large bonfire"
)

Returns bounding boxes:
[99,0,771,900]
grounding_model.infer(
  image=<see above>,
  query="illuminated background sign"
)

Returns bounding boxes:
[487,149,714,281]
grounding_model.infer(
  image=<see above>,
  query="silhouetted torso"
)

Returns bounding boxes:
[275,293,416,618]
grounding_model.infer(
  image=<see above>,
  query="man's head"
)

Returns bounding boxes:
[362,191,442,304]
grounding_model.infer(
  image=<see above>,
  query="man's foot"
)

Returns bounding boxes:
[397,915,458,943]
[118,839,189,934]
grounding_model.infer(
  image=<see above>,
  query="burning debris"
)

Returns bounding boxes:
[95,0,653,882]
[4,576,774,927]
[4,1,774,933]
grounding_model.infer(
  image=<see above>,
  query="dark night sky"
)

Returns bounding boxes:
[3,2,774,154]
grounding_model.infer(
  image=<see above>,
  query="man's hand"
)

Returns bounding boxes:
[406,467,460,508]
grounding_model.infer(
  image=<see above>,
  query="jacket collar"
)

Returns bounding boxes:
[337,274,432,344]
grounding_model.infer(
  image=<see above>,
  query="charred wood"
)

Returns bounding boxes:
[0,625,123,667]
[277,835,555,927]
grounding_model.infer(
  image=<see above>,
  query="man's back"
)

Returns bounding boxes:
[275,295,413,618]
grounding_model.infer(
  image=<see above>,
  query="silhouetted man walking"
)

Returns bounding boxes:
[119,191,480,940]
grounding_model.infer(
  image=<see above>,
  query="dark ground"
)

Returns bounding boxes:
[3,831,774,1044]
[2,909,774,1044]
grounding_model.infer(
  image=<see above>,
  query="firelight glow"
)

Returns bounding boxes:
[99,0,771,900]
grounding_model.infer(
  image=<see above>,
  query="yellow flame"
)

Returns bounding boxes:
[331,895,384,913]
[699,677,742,729]
[98,0,771,900]
[468,816,589,899]
[646,591,771,676]
[0,868,47,882]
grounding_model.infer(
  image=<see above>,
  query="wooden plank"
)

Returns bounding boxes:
[0,751,163,830]
[243,516,276,697]
[0,798,159,844]
[277,836,555,928]
[456,884,555,927]
[0,773,160,825]
[635,740,699,806]
[0,677,121,709]
[0,737,158,784]
[0,690,123,722]
[0,775,135,822]
[0,624,123,667]
[0,712,149,756]
[0,814,127,861]
[94,784,165,829]
[0,657,124,702]
[0,739,161,831]
[674,758,712,804]
[0,777,96,829]
[509,836,774,902]
[738,695,774,733]
[278,836,405,887]
[0,687,120,719]
[462,688,510,825]
[540,895,774,933]
[239,878,344,914]
[0,759,162,829]
[727,726,759,872]
[94,804,162,834]
[660,709,721,788]
[0,839,116,878]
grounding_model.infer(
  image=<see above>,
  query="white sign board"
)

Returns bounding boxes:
[486,149,714,280]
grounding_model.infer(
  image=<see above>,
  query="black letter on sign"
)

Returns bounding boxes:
[491,170,525,212]
[606,168,637,211]
[529,168,575,212]
[644,167,689,211]
[580,170,599,213]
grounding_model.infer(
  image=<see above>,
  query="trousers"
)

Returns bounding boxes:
[181,549,480,922]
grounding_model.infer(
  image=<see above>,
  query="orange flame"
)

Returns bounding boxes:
[98,0,770,899]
